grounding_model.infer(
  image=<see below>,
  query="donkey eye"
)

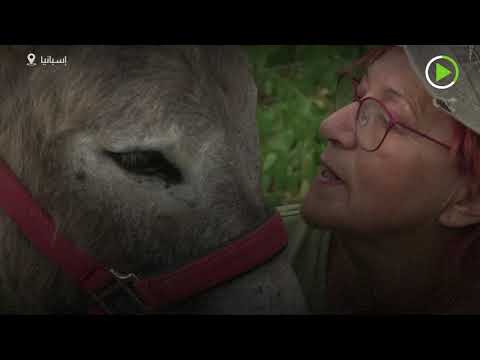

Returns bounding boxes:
[105,150,183,185]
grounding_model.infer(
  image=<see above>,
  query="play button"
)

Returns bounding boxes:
[425,55,459,90]
[435,63,451,82]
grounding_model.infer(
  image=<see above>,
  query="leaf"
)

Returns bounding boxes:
[261,174,272,193]
[299,179,311,197]
[264,79,274,97]
[263,152,277,172]
[267,130,295,152]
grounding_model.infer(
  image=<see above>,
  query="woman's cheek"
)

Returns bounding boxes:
[350,154,427,229]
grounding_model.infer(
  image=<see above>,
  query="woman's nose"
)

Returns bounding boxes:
[319,103,357,149]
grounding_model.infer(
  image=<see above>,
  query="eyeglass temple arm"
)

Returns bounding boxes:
[395,123,451,150]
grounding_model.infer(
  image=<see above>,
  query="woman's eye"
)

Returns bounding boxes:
[359,112,369,127]
[106,150,183,185]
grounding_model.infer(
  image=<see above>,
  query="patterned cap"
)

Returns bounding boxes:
[403,45,480,135]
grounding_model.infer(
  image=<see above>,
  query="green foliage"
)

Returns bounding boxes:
[244,46,365,207]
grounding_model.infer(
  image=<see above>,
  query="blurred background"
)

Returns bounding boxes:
[244,45,366,207]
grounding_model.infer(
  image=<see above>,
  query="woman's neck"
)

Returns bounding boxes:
[326,224,466,314]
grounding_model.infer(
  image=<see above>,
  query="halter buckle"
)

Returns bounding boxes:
[89,269,149,314]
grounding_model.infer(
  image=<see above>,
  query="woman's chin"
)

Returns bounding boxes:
[300,188,350,230]
[301,194,332,228]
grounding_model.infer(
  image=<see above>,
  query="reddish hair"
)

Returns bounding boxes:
[451,122,480,195]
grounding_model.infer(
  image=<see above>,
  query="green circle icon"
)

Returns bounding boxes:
[441,55,459,83]
[425,55,460,90]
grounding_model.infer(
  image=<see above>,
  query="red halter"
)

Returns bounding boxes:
[0,159,288,314]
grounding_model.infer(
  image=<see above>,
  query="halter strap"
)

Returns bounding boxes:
[0,158,288,313]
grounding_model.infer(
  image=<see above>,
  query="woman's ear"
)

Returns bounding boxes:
[439,182,480,228]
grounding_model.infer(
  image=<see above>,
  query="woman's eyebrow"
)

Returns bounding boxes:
[366,67,421,122]
[384,87,420,121]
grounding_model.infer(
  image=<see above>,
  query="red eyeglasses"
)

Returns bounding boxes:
[335,74,452,152]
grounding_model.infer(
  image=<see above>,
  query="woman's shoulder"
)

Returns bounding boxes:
[275,203,330,264]
[277,204,310,261]
[276,204,329,247]
[276,203,331,313]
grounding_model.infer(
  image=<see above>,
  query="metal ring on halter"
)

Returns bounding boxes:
[89,269,147,314]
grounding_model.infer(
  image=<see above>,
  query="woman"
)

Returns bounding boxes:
[280,45,480,314]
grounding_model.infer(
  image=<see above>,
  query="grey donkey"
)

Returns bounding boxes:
[0,45,307,314]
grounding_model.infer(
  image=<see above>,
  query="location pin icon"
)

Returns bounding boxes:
[27,53,36,65]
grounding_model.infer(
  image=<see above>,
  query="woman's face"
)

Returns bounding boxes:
[302,47,463,236]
